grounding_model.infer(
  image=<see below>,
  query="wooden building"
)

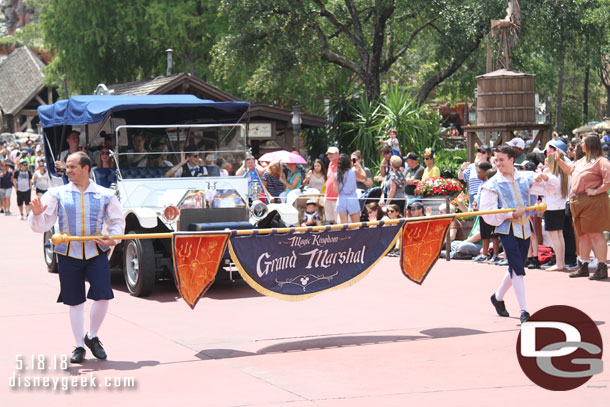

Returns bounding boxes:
[107,73,326,155]
[0,47,57,132]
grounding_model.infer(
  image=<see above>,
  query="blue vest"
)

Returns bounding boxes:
[53,185,114,259]
[483,171,536,239]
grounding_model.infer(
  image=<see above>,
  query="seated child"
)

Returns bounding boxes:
[301,200,322,227]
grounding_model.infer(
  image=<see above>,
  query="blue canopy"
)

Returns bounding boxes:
[38,95,250,128]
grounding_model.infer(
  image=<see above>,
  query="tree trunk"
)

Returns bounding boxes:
[555,52,565,132]
[583,64,589,123]
[416,24,487,104]
[363,72,381,101]
[607,85,610,118]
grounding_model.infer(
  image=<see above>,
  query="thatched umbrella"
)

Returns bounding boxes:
[572,124,593,134]
[593,120,610,131]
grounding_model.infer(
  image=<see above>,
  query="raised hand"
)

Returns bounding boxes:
[30,196,47,216]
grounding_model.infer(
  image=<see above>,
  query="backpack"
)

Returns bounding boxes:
[537,245,554,264]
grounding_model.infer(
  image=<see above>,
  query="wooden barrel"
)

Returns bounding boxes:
[476,69,536,125]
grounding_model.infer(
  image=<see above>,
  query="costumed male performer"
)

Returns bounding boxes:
[479,145,550,324]
[29,152,125,363]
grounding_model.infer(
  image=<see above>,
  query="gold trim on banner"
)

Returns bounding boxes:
[227,222,404,301]
[171,232,230,309]
[400,216,454,285]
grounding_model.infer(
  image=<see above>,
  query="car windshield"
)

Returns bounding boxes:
[114,124,246,179]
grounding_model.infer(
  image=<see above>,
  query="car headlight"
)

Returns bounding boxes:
[163,205,180,222]
[250,200,268,221]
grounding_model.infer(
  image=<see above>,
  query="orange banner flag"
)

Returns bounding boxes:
[172,233,231,309]
[400,216,454,284]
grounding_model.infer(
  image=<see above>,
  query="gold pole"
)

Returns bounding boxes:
[51,202,547,244]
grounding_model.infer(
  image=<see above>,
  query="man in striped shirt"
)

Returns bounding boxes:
[458,144,492,207]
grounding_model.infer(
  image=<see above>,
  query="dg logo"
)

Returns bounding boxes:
[516,305,604,391]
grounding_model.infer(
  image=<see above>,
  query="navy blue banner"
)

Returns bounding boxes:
[228,221,404,300]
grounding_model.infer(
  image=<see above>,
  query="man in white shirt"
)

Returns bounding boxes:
[479,145,551,324]
[29,152,125,364]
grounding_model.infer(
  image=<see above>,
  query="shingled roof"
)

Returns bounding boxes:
[0,47,45,115]
[108,72,239,101]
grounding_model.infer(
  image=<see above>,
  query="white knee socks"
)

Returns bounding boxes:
[512,275,528,313]
[87,300,109,339]
[495,272,528,313]
[69,303,85,347]
[495,271,512,301]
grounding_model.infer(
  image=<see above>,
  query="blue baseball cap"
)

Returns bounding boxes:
[545,139,567,155]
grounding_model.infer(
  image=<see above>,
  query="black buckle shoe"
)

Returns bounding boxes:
[527,257,540,269]
[70,347,86,364]
[520,311,530,324]
[84,335,107,360]
[490,294,509,317]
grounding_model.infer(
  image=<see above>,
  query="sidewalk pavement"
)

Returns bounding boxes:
[1,202,608,406]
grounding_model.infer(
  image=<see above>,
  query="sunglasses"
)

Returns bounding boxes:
[189,154,200,158]
[477,149,488,154]
[161,149,169,153]
[406,207,413,210]
[387,209,395,213]
[100,151,110,155]
[424,157,432,160]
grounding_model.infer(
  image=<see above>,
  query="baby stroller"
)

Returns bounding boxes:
[359,186,383,221]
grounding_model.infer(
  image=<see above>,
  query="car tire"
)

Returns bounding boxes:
[43,228,58,273]
[123,231,155,297]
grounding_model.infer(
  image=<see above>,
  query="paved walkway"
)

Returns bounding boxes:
[1,206,608,406]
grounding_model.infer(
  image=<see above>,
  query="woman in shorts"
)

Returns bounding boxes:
[538,140,571,271]
[32,162,51,196]
[555,135,610,280]
[333,154,366,224]
[0,161,13,215]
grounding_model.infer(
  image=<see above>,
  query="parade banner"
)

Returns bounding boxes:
[228,221,405,300]
[171,232,231,309]
[400,215,454,285]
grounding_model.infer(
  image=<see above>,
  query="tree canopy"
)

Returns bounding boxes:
[9,0,609,134]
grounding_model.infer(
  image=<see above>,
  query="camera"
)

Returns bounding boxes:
[352,158,356,164]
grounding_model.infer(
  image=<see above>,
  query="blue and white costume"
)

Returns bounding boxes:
[29,182,124,305]
[479,168,550,316]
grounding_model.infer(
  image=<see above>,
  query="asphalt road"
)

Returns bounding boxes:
[1,202,609,406]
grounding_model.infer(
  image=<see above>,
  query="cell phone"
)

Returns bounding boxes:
[352,158,356,164]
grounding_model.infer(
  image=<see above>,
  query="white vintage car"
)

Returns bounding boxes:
[39,95,298,297]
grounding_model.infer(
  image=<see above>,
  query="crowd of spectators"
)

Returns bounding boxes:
[2,125,609,278]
